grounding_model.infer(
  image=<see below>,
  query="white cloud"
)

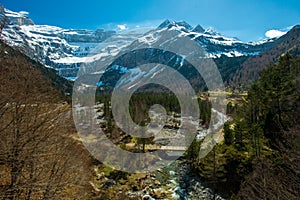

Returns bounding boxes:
[19,11,29,16]
[100,20,161,33]
[265,29,286,39]
[117,24,128,30]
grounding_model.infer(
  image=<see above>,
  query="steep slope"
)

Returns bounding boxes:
[0,40,94,200]
[232,25,300,88]
[0,5,117,78]
[0,39,72,99]
[191,55,300,199]
[235,55,300,199]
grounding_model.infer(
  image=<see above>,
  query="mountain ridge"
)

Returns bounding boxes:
[1,5,298,90]
[232,25,300,88]
[0,6,276,80]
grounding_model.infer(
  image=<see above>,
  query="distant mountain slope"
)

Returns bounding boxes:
[0,5,275,81]
[2,5,298,91]
[141,19,274,59]
[232,25,300,88]
[77,20,278,92]
[0,5,117,78]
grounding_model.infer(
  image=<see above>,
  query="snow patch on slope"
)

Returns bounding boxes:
[265,29,287,39]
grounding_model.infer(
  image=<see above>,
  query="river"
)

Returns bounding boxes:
[137,109,229,199]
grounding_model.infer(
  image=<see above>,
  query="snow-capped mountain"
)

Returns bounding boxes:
[0,6,118,78]
[0,6,275,81]
[76,20,276,91]
[156,20,274,58]
[0,6,152,79]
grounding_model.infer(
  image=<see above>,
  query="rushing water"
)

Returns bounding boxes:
[196,109,230,142]
[140,109,229,199]
[165,160,225,200]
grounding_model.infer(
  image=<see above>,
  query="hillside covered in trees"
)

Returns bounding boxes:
[0,41,94,199]
[190,54,300,199]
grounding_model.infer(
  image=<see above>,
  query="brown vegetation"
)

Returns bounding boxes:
[0,41,93,199]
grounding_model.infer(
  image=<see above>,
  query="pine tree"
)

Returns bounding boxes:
[224,122,234,145]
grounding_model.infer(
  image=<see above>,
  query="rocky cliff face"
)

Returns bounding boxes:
[0,5,34,26]
[0,5,117,78]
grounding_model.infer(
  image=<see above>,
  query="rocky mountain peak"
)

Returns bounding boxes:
[2,7,34,26]
[192,24,205,33]
[176,20,193,30]
[158,19,175,29]
[204,27,221,36]
[158,19,193,31]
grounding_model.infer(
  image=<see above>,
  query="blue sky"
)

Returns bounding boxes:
[1,0,299,41]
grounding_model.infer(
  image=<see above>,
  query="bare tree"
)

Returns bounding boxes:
[0,48,93,199]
